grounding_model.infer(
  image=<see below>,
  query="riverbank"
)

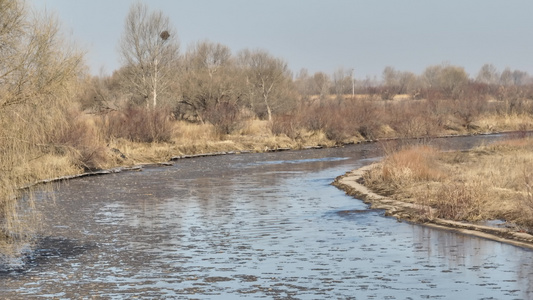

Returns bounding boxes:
[333,137,533,249]
[1,117,532,253]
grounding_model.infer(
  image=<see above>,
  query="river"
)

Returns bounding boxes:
[1,135,532,299]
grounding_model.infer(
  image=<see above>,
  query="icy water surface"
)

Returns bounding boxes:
[1,135,533,299]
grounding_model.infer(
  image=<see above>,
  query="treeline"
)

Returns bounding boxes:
[77,3,533,144]
[297,63,532,101]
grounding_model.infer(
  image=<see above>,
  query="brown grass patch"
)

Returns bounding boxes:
[476,113,533,132]
[365,145,445,189]
[429,180,487,221]
[365,137,533,228]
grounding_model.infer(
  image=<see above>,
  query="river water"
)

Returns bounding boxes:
[1,135,532,299]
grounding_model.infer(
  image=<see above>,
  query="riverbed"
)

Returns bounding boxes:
[1,135,532,299]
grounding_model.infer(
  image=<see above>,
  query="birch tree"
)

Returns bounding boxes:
[118,2,179,108]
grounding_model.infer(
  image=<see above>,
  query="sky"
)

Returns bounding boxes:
[30,0,533,79]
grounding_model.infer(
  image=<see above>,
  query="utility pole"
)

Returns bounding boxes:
[351,69,355,98]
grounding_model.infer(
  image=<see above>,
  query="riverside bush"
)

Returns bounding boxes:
[104,107,173,143]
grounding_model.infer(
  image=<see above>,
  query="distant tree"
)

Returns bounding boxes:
[422,63,469,99]
[78,72,126,112]
[312,72,330,100]
[476,64,499,85]
[382,66,417,99]
[512,70,530,86]
[118,2,180,108]
[439,65,469,99]
[382,66,399,87]
[499,68,514,86]
[359,75,380,94]
[422,65,443,90]
[332,68,353,96]
[294,68,314,99]
[238,49,294,121]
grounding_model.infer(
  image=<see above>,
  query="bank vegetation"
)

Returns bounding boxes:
[2,0,533,249]
[362,135,533,233]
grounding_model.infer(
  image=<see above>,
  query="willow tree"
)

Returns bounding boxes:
[0,0,85,247]
[118,2,180,108]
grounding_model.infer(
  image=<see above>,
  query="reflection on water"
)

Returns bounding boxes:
[1,136,533,299]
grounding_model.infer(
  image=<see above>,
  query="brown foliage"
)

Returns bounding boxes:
[292,98,382,143]
[51,112,108,171]
[104,107,173,143]
[431,181,486,221]
[270,114,301,139]
[203,102,246,135]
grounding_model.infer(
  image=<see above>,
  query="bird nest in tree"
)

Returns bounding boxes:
[160,31,170,40]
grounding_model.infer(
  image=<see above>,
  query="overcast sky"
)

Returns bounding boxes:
[30,0,533,79]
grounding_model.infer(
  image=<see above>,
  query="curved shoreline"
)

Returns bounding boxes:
[333,164,533,250]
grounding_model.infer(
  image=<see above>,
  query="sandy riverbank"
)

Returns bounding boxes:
[333,164,533,250]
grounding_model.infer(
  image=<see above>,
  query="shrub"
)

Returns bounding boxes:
[431,181,486,221]
[298,104,328,132]
[385,101,443,138]
[271,114,301,139]
[203,102,245,136]
[104,107,173,143]
[294,99,382,143]
[52,113,109,171]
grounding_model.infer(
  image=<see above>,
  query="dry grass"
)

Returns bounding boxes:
[364,138,533,229]
[364,145,446,193]
[476,113,533,132]
[103,119,332,164]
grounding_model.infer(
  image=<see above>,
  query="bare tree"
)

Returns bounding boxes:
[512,70,531,86]
[498,67,531,86]
[118,2,180,108]
[476,64,499,85]
[382,66,417,99]
[440,65,469,99]
[179,40,238,121]
[238,49,293,121]
[422,65,443,90]
[332,68,352,96]
[0,2,84,110]
[0,0,86,245]
[312,72,330,100]
[0,0,25,86]
[294,68,314,99]
[422,63,469,99]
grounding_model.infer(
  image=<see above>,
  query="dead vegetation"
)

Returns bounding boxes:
[363,137,533,231]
